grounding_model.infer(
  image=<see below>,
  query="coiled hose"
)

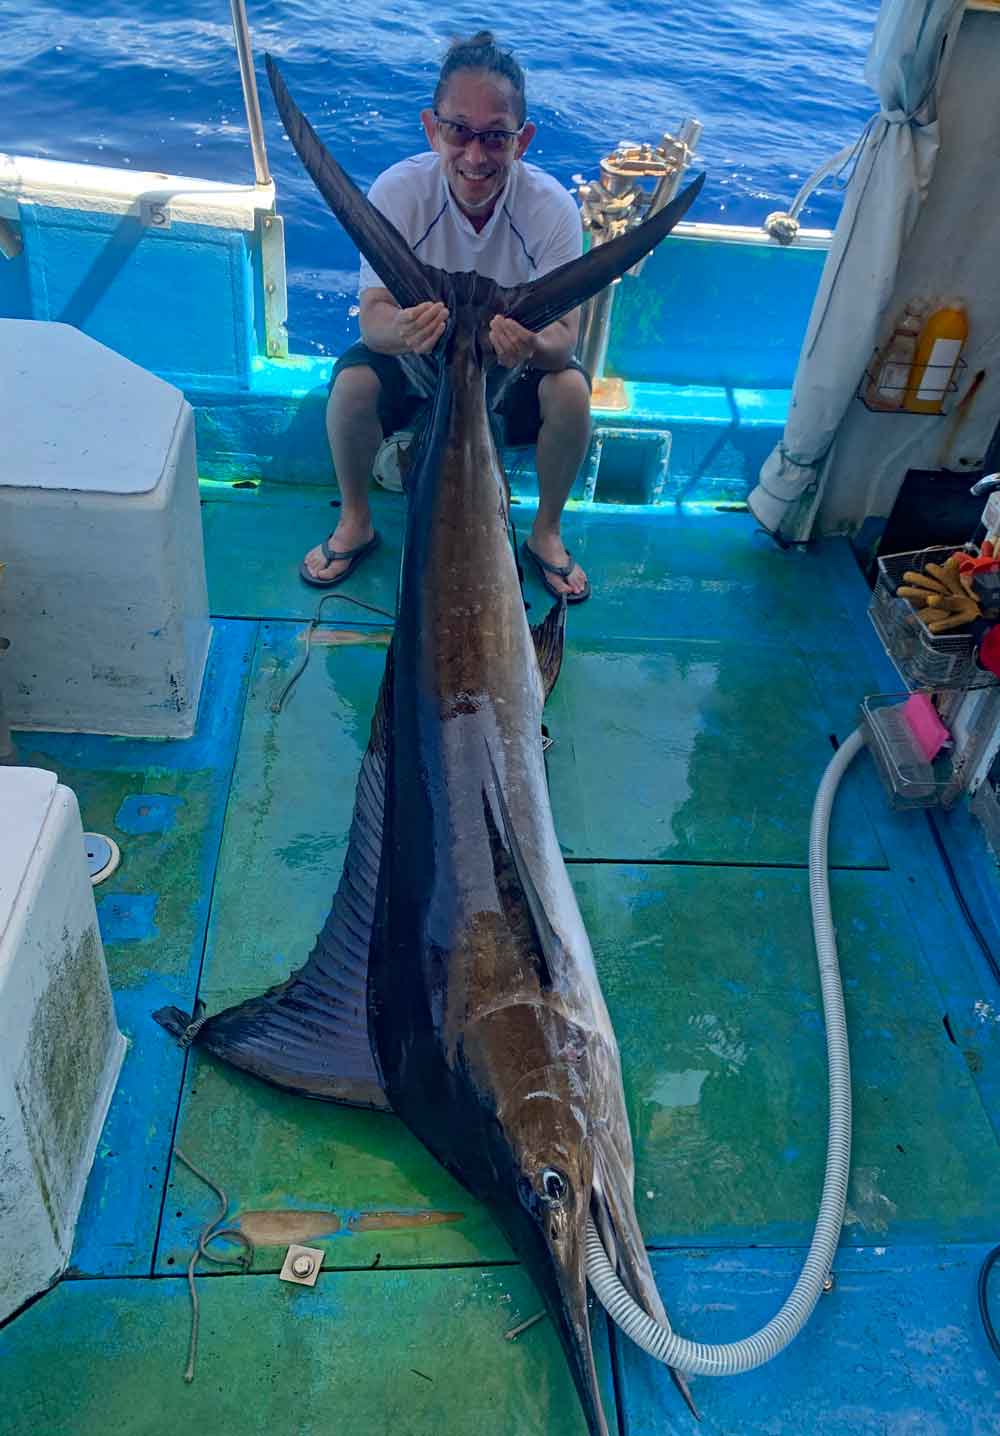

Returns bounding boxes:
[586,726,866,1375]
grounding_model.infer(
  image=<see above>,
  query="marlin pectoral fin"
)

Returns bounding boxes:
[530,595,568,701]
[265,55,444,311]
[506,172,706,335]
[483,742,567,987]
[153,650,396,1113]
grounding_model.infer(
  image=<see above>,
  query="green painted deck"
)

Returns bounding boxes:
[4,487,1000,1433]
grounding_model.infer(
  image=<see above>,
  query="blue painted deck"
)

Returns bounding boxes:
[3,493,1000,1434]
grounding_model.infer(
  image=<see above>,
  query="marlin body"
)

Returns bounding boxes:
[156,56,704,1436]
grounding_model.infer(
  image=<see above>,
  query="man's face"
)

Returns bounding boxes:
[421,69,536,220]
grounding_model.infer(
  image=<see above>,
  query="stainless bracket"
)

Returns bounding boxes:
[0,216,22,259]
[260,211,289,359]
[279,1243,324,1287]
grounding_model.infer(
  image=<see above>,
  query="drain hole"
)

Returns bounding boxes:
[942,1013,957,1045]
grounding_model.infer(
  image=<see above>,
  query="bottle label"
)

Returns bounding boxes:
[916,338,963,401]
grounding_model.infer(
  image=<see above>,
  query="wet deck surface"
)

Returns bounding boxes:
[4,489,1000,1433]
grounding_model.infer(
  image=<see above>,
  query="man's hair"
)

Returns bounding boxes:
[433,32,527,126]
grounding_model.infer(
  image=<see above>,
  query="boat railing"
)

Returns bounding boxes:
[229,0,272,188]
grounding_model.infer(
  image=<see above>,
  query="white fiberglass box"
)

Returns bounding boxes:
[0,319,210,737]
[0,767,125,1321]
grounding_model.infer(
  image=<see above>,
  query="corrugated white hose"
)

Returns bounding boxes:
[586,726,865,1375]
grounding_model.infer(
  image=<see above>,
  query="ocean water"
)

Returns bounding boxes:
[0,0,879,356]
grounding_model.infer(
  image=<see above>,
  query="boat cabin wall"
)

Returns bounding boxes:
[816,8,1000,549]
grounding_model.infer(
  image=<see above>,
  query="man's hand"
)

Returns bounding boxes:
[397,301,449,354]
[489,315,539,369]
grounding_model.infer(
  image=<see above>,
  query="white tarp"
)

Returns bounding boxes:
[748,0,967,543]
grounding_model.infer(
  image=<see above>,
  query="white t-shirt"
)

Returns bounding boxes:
[357,152,582,294]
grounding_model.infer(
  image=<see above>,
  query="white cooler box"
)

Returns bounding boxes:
[1,319,210,737]
[0,765,125,1320]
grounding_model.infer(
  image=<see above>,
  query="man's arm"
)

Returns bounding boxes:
[489,309,579,371]
[490,180,583,370]
[360,287,448,356]
[525,310,580,371]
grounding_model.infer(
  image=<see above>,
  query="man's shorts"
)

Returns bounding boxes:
[330,342,590,447]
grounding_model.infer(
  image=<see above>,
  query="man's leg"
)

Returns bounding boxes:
[527,367,592,598]
[302,365,382,582]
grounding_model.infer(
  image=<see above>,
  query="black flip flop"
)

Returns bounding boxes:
[299,532,381,589]
[521,541,592,605]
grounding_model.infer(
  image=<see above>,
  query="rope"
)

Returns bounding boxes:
[173,1148,255,1383]
[175,1002,209,1049]
[271,592,396,714]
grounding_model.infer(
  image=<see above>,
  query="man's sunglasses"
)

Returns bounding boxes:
[433,112,524,153]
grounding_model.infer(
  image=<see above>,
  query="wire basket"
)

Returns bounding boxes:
[857,352,966,413]
[860,695,956,810]
[869,546,997,691]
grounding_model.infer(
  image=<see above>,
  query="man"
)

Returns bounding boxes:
[301,31,592,602]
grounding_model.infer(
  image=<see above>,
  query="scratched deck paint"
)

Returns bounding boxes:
[4,503,1000,1434]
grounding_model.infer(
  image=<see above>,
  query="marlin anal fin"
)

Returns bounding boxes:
[153,649,396,1113]
[265,55,443,311]
[530,595,567,701]
[591,1132,700,1420]
[506,172,705,335]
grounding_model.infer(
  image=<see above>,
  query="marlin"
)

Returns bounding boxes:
[156,57,704,1435]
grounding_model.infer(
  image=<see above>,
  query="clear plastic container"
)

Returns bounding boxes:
[860,696,956,809]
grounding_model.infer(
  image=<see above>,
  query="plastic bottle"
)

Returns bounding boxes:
[903,303,968,414]
[863,304,925,411]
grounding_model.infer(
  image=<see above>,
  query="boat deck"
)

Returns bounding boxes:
[4,485,1000,1433]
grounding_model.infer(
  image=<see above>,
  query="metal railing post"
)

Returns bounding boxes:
[229,0,271,186]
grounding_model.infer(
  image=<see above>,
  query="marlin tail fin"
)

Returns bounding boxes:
[506,173,705,334]
[265,54,443,310]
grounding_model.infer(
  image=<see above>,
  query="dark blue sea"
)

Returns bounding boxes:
[1,0,879,356]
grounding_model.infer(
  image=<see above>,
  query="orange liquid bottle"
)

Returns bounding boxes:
[903,303,968,414]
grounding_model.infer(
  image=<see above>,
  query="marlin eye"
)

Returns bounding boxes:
[540,1167,569,1205]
